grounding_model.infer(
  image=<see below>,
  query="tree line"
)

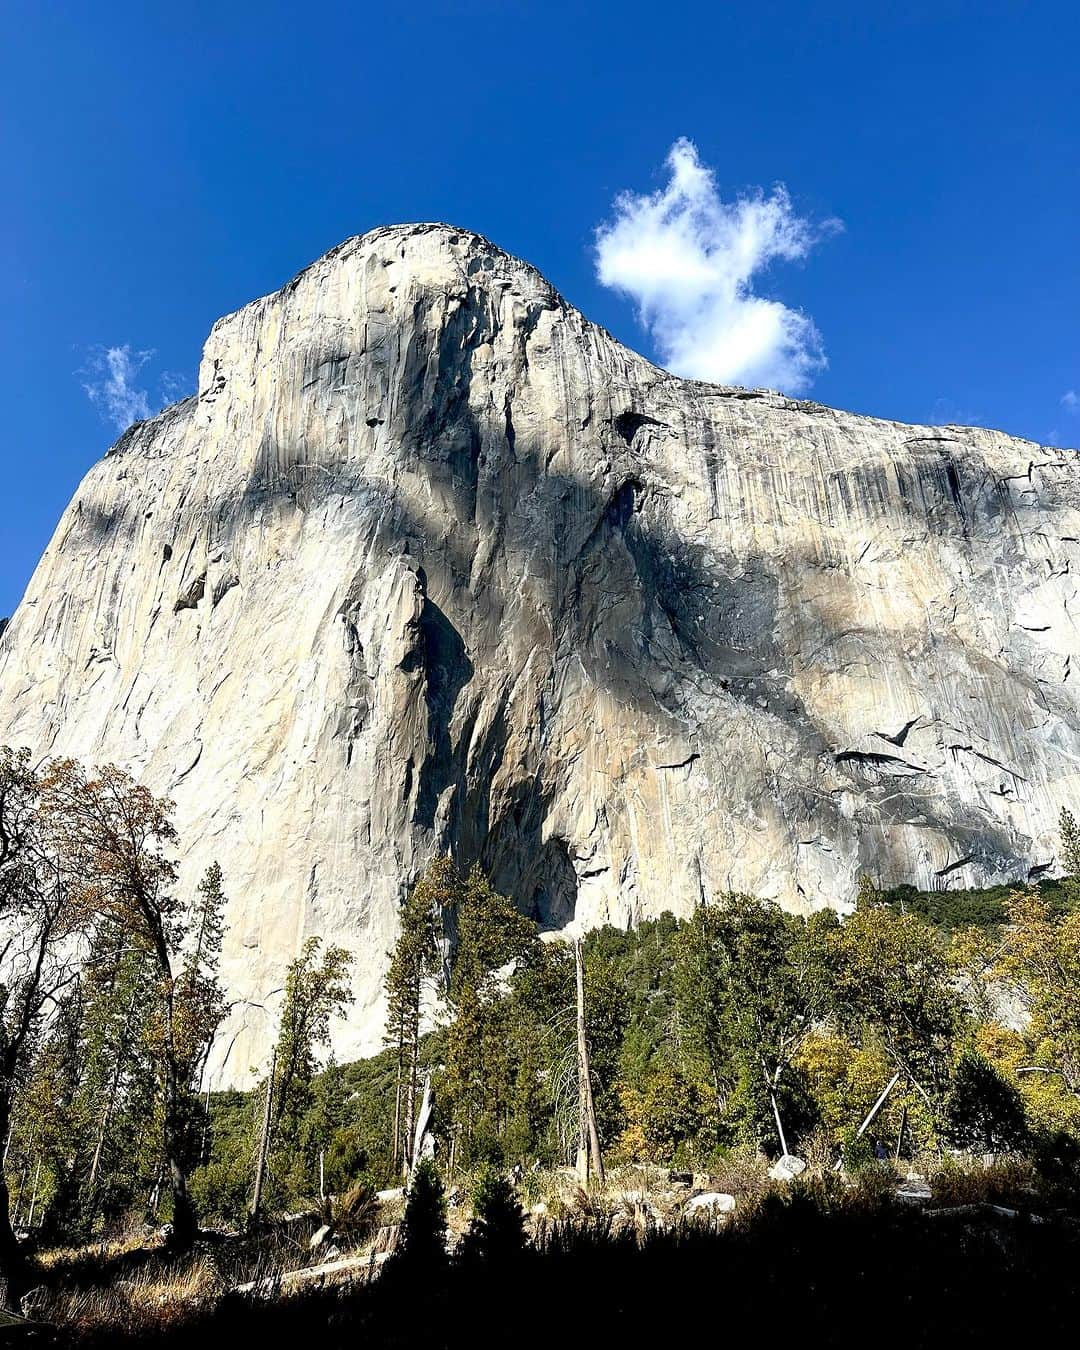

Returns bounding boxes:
[2,740,1080,1305]
[371,828,1080,1184]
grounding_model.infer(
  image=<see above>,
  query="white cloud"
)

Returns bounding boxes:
[595,138,840,393]
[930,397,983,427]
[1062,390,1078,412]
[81,345,155,430]
[160,370,193,404]
[80,348,193,432]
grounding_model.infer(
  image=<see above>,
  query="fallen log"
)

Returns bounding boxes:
[233,1249,391,1298]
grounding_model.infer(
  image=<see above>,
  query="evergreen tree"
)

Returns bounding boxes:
[670,894,832,1151]
[14,984,85,1242]
[578,947,630,1150]
[257,937,353,1208]
[855,872,881,910]
[384,860,455,1170]
[672,903,736,1114]
[393,1158,447,1270]
[170,863,229,1181]
[502,940,575,1164]
[299,1057,349,1197]
[443,866,537,1164]
[945,1049,1029,1153]
[35,923,160,1238]
[458,1165,526,1265]
[1060,807,1080,905]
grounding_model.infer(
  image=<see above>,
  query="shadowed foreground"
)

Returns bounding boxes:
[37,1182,1080,1349]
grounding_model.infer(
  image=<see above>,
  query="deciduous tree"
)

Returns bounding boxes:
[0,748,86,1302]
[36,761,226,1251]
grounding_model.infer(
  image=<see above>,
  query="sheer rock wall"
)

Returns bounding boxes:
[1,223,1077,1078]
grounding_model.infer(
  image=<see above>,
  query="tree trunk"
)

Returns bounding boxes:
[88,1060,123,1200]
[249,1048,276,1227]
[88,981,140,1207]
[575,940,605,1188]
[163,1105,195,1251]
[159,991,196,1252]
[770,1090,789,1159]
[854,1073,900,1142]
[24,1159,41,1232]
[390,1042,403,1172]
[404,1012,420,1175]
[0,1097,27,1311]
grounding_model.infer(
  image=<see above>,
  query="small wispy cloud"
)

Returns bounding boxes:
[160,370,192,404]
[930,397,984,428]
[595,137,840,393]
[1062,390,1078,412]
[80,346,192,432]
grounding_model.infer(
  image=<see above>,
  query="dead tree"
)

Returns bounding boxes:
[249,1047,276,1226]
[574,939,605,1188]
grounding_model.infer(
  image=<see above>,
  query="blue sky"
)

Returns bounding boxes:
[3,0,1078,617]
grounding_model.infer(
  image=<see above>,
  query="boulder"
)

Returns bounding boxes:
[769,1155,807,1182]
[685,1192,736,1216]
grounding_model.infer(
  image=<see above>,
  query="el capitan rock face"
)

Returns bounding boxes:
[1,223,1077,1078]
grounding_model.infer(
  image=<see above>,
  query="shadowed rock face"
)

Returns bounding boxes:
[1,222,1077,1079]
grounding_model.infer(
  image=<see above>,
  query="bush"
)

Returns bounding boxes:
[189,1159,250,1230]
[458,1167,526,1265]
[391,1160,447,1270]
[322,1126,369,1196]
[945,1051,1030,1154]
[929,1156,1038,1208]
[330,1176,378,1242]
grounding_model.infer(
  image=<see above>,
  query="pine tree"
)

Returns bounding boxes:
[458,1165,526,1265]
[48,923,159,1237]
[675,895,833,1151]
[1060,808,1080,904]
[299,1058,349,1200]
[13,984,85,1243]
[254,937,353,1212]
[443,866,537,1164]
[173,863,229,1173]
[393,1158,447,1270]
[672,903,736,1114]
[384,860,455,1170]
[944,1049,1029,1153]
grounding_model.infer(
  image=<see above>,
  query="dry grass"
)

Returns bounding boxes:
[928,1155,1040,1209]
[33,1227,162,1274]
[515,1154,777,1234]
[36,1257,223,1338]
[26,1153,1059,1340]
[702,1144,773,1200]
[25,1193,406,1338]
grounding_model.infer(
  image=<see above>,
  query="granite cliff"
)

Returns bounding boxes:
[1,223,1077,1077]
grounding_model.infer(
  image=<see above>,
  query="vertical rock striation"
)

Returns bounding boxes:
[1,223,1077,1076]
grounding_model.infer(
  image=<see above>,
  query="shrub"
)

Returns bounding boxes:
[945,1050,1030,1154]
[392,1160,447,1269]
[457,1166,526,1264]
